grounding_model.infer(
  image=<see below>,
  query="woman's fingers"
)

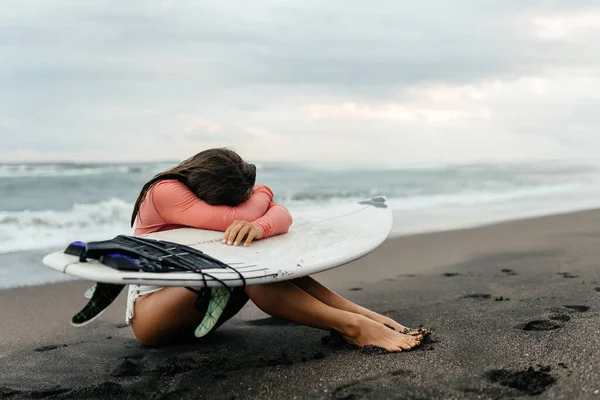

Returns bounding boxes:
[223,223,234,244]
[224,221,242,244]
[244,229,257,247]
[234,225,251,246]
[223,224,232,243]
[223,221,262,246]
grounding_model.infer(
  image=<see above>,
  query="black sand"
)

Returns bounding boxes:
[1,210,600,399]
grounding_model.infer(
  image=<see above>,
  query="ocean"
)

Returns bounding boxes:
[1,160,599,289]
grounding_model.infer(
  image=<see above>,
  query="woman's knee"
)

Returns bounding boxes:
[129,297,172,346]
[130,318,163,346]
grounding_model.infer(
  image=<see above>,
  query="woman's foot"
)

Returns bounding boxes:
[362,312,430,336]
[287,276,431,336]
[381,318,431,336]
[341,315,422,352]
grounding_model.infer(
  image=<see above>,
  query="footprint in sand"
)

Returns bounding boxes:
[486,366,556,396]
[331,369,416,400]
[462,293,492,300]
[547,305,591,319]
[522,320,563,331]
[501,269,519,276]
[443,272,461,277]
[556,272,578,279]
[464,293,511,302]
[563,305,590,312]
[549,314,571,322]
[34,344,67,352]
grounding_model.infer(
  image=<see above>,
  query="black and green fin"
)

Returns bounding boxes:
[71,283,125,327]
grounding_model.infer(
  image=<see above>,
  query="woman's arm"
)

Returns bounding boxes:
[222,201,294,246]
[252,202,293,239]
[151,180,273,231]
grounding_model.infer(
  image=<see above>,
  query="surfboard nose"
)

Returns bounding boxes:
[358,196,387,208]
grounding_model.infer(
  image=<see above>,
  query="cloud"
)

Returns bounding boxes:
[532,9,600,40]
[305,102,491,125]
[0,1,599,163]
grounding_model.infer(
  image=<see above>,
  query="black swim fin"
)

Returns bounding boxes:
[71,282,125,327]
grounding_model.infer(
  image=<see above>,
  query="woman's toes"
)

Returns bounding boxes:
[406,334,418,342]
[397,338,417,350]
[405,336,421,348]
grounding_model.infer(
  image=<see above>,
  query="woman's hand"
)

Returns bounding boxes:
[223,220,264,247]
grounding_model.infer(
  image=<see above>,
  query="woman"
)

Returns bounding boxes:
[127,148,424,352]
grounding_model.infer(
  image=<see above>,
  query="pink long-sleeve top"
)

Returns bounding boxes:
[133,180,293,239]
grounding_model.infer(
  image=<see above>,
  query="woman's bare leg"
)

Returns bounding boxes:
[130,287,203,345]
[290,276,427,335]
[131,282,422,351]
[245,281,422,352]
[130,287,248,346]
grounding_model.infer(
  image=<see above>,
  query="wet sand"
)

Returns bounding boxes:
[1,209,599,399]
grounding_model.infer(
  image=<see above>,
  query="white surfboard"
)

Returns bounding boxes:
[42,197,392,287]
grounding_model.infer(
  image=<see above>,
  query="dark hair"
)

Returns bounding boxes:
[131,148,256,227]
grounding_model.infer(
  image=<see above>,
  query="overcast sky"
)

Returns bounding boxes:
[1,1,599,164]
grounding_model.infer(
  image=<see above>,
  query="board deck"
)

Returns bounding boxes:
[43,197,392,287]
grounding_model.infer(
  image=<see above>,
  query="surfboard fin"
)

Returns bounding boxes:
[71,283,125,327]
[84,284,96,299]
[195,287,231,338]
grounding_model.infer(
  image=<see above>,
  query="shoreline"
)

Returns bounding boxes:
[1,208,599,399]
[389,202,600,238]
